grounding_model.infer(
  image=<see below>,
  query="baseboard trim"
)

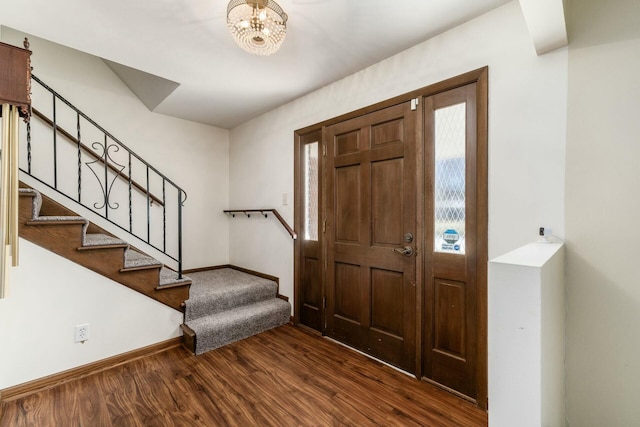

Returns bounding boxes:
[182,264,231,274]
[0,337,182,403]
[420,376,479,406]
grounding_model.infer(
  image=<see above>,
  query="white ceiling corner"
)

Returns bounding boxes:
[518,0,568,55]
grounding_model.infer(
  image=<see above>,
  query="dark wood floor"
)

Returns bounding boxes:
[0,325,487,426]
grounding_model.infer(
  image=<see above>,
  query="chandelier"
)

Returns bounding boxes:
[227,0,288,56]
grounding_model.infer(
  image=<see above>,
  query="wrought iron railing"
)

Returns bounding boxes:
[21,74,186,277]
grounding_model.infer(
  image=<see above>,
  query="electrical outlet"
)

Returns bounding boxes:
[75,323,89,343]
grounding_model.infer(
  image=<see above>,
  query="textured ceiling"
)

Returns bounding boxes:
[1,0,520,129]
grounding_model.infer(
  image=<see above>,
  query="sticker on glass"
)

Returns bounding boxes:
[441,229,461,251]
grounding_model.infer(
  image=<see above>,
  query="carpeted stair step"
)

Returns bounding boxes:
[157,266,192,290]
[121,248,163,272]
[26,216,87,225]
[184,269,279,321]
[185,298,291,355]
[19,187,43,219]
[78,233,128,250]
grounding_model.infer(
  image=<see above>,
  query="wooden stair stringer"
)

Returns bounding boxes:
[18,187,189,311]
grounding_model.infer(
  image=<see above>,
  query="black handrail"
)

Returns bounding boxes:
[224,209,297,240]
[22,74,187,277]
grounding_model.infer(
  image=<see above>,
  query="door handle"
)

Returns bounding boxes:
[392,246,414,256]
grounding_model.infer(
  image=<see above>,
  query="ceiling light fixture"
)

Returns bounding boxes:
[227,0,288,56]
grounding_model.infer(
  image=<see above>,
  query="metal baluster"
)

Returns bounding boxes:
[162,178,166,253]
[26,106,32,174]
[52,96,58,188]
[146,166,150,243]
[178,190,183,279]
[77,112,81,203]
[128,153,132,233]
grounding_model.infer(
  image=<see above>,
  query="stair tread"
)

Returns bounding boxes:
[158,267,192,288]
[123,249,162,269]
[83,233,128,247]
[28,215,87,223]
[186,298,290,326]
[19,187,43,219]
[184,269,278,321]
[184,298,291,354]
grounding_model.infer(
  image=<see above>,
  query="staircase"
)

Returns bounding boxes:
[182,268,291,355]
[19,185,291,353]
[15,73,292,356]
[18,185,190,310]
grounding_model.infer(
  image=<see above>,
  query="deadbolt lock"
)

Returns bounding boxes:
[404,232,414,243]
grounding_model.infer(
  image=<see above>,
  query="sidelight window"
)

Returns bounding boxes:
[434,103,466,254]
[303,142,319,241]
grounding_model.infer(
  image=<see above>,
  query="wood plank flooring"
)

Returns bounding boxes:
[0,325,487,426]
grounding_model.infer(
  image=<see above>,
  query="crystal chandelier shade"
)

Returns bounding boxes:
[227,0,288,56]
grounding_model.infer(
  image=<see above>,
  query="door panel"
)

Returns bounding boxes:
[300,257,321,328]
[335,166,360,243]
[423,83,478,399]
[335,262,362,322]
[371,159,403,246]
[372,119,403,147]
[434,279,466,357]
[335,130,360,155]
[371,268,404,336]
[326,102,417,372]
[296,130,323,332]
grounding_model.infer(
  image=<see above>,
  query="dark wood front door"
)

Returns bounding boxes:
[325,102,417,372]
[295,68,488,407]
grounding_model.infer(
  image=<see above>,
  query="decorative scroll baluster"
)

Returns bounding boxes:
[85,138,123,216]
[103,135,108,218]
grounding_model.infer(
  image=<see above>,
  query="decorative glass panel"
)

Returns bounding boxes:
[434,103,466,254]
[304,142,319,240]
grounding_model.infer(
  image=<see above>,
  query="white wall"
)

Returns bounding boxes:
[565,0,640,425]
[229,1,568,305]
[1,27,230,269]
[0,239,184,389]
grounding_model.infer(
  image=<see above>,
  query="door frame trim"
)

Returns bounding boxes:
[293,67,488,408]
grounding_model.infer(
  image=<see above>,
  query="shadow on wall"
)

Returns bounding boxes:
[568,0,640,49]
[565,247,640,426]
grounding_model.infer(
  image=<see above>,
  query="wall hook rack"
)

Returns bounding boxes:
[223,209,297,239]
